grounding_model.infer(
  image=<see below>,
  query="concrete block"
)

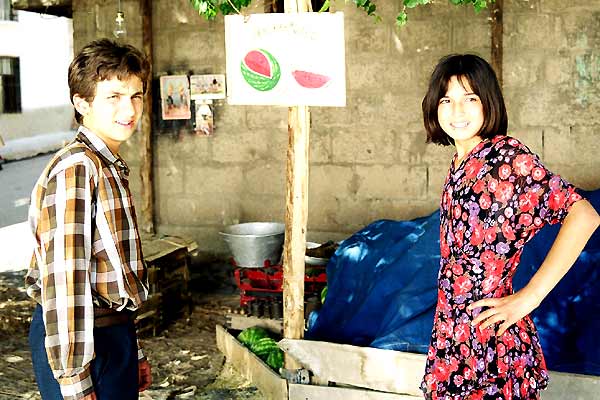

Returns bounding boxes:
[511,128,544,157]
[539,0,600,12]
[541,126,572,166]
[245,106,287,130]
[377,59,418,93]
[309,165,356,198]
[515,86,573,128]
[155,165,185,196]
[153,0,209,31]
[542,125,600,168]
[119,133,143,167]
[163,194,241,226]
[243,162,286,196]
[331,126,395,164]
[427,164,450,201]
[239,194,286,223]
[346,55,391,92]
[348,91,421,130]
[544,55,573,87]
[155,133,211,167]
[345,9,390,55]
[503,51,545,89]
[397,132,455,166]
[355,164,428,200]
[185,165,245,195]
[505,0,540,13]
[308,129,333,163]
[400,1,468,20]
[380,91,424,130]
[211,129,270,163]
[310,102,358,128]
[395,19,452,55]
[308,195,371,233]
[367,198,438,222]
[216,104,247,130]
[504,14,568,50]
[452,18,490,51]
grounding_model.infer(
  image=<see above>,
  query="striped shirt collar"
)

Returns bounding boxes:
[76,125,129,175]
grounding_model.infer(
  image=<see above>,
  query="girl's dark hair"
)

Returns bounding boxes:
[422,54,507,146]
[68,38,150,123]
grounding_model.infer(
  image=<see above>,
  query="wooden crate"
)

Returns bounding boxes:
[217,328,600,400]
[215,324,288,400]
[136,236,195,336]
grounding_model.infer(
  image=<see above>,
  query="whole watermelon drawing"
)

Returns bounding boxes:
[292,70,331,89]
[241,49,281,91]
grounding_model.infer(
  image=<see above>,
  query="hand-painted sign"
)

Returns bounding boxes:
[225,12,346,107]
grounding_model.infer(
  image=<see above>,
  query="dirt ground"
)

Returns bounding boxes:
[0,270,265,400]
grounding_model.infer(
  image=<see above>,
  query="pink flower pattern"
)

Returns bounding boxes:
[421,136,582,399]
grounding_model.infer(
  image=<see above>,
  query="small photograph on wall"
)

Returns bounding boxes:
[194,102,214,136]
[190,74,226,100]
[160,75,191,120]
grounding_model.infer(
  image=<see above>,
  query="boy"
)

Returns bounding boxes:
[26,39,152,400]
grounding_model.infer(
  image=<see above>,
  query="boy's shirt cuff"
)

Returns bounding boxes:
[57,367,94,400]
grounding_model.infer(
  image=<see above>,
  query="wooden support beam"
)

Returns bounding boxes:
[139,0,155,234]
[490,0,503,86]
[282,0,311,369]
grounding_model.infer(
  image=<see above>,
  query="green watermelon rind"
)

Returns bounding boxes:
[237,326,270,346]
[240,49,281,92]
[266,348,284,371]
[250,337,279,358]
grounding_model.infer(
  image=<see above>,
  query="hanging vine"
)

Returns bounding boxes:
[189,0,494,27]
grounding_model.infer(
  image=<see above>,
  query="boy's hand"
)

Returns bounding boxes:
[138,359,152,392]
[82,393,97,400]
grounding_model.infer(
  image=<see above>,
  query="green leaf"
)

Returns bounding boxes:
[396,11,408,27]
[473,0,488,12]
[318,0,330,13]
[403,0,420,8]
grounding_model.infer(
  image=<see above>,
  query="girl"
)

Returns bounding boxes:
[420,54,600,399]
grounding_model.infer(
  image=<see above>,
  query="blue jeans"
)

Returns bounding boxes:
[29,304,139,399]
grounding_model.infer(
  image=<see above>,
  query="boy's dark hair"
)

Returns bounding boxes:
[422,54,507,146]
[68,39,150,123]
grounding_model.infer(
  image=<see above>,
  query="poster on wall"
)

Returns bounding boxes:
[160,75,191,120]
[194,102,214,136]
[225,12,346,107]
[190,74,226,100]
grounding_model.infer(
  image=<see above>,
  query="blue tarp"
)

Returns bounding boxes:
[306,190,600,376]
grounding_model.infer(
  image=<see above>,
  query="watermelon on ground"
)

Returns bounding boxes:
[266,348,284,371]
[237,326,270,347]
[250,337,279,359]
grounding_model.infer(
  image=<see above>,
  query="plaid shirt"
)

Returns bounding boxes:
[26,126,148,400]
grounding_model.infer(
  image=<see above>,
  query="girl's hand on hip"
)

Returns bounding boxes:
[468,291,541,336]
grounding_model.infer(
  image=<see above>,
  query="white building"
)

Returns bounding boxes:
[0,0,73,157]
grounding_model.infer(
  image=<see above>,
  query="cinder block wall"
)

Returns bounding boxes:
[71,0,600,256]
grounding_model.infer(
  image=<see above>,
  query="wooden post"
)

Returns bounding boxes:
[490,0,503,87]
[140,0,155,234]
[282,0,310,369]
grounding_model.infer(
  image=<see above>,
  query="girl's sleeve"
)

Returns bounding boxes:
[510,142,583,226]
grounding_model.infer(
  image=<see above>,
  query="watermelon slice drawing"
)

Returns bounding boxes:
[241,49,281,91]
[292,70,331,89]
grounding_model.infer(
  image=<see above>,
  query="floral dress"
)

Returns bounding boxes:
[421,136,583,400]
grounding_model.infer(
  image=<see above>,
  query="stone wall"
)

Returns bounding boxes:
[71,0,600,256]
